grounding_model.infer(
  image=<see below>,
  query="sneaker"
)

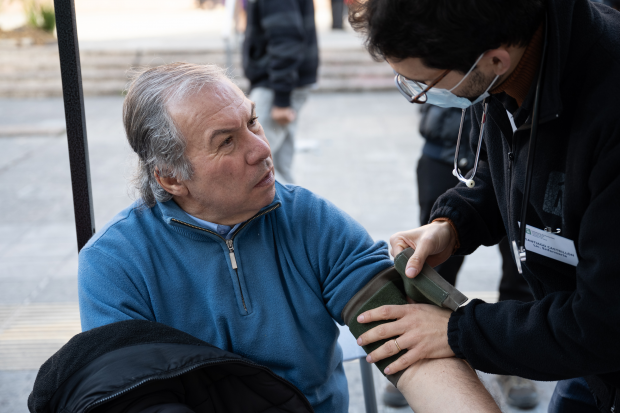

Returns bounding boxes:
[382,383,408,408]
[496,375,540,409]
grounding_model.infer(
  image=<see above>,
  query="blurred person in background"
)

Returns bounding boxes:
[242,0,318,184]
[384,105,539,410]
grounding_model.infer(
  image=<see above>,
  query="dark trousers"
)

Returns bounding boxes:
[417,154,533,302]
[548,378,599,413]
[331,0,345,29]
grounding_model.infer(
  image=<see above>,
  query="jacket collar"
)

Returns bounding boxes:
[493,0,604,127]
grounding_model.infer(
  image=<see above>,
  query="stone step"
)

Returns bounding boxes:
[0,44,394,97]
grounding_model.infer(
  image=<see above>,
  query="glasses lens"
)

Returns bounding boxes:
[401,76,423,96]
[395,75,427,103]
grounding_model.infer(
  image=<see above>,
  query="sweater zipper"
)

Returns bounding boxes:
[84,357,313,412]
[170,203,281,314]
[225,238,246,312]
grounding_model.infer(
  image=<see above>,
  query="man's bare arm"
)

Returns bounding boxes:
[342,267,500,413]
[397,358,500,413]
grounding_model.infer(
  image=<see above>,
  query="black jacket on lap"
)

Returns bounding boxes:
[243,0,318,107]
[28,320,313,413]
[430,0,620,409]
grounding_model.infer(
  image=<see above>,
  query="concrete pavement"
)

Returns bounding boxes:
[0,92,555,412]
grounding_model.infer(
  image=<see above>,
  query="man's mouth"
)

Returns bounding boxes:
[255,168,275,188]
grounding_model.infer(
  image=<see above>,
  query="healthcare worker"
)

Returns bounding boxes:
[348,0,620,411]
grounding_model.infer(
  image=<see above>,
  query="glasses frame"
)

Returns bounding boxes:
[393,69,451,104]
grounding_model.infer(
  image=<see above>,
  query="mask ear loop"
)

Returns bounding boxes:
[448,52,486,93]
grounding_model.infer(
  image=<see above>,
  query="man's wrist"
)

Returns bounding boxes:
[431,218,460,254]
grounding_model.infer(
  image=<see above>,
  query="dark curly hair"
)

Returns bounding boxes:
[349,0,545,73]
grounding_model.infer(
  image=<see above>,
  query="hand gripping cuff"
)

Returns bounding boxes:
[394,248,468,311]
[341,248,468,387]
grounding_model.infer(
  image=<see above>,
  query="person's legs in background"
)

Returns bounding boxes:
[416,154,465,285]
[494,238,541,409]
[249,87,310,184]
[331,0,345,29]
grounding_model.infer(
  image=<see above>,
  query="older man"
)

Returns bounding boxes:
[78,63,499,413]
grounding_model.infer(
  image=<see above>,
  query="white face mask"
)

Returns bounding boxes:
[396,53,499,109]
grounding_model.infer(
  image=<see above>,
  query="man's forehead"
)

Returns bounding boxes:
[191,81,246,115]
[169,81,251,132]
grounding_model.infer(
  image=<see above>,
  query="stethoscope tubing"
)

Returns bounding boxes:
[452,15,549,273]
[452,104,487,188]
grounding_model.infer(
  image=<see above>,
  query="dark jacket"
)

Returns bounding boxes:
[243,0,319,107]
[28,320,313,413]
[430,0,620,409]
[418,105,474,167]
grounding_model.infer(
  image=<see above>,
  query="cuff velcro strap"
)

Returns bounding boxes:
[342,267,407,386]
[394,248,468,311]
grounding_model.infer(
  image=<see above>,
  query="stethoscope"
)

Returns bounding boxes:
[452,18,549,274]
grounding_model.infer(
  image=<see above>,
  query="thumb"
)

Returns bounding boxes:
[406,239,433,278]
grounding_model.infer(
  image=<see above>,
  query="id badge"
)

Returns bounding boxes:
[519,222,579,266]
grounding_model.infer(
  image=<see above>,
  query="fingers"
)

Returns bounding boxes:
[384,346,424,375]
[357,321,404,348]
[356,304,406,324]
[363,333,424,375]
[390,222,456,276]
[365,335,407,362]
[389,232,416,258]
[358,304,454,373]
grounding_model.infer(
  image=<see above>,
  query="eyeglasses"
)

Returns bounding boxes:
[393,69,451,104]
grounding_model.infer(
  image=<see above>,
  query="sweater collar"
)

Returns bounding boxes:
[157,188,282,231]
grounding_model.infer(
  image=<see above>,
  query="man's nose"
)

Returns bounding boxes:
[246,131,272,165]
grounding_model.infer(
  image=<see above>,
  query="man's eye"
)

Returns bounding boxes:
[221,137,233,147]
[249,116,258,126]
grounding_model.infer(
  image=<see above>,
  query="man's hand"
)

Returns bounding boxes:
[271,106,296,125]
[390,220,457,278]
[356,303,455,375]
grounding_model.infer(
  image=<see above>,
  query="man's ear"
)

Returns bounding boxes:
[482,48,513,77]
[154,168,188,197]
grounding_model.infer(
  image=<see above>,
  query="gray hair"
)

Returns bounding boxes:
[123,62,231,207]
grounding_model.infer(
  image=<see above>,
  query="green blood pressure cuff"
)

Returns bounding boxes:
[341,248,468,386]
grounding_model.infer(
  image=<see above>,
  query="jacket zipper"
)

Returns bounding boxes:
[170,203,281,314]
[507,136,517,243]
[84,357,313,412]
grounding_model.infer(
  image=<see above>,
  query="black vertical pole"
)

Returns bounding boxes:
[53,0,95,251]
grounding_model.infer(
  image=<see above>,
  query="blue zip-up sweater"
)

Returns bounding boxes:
[78,182,392,413]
